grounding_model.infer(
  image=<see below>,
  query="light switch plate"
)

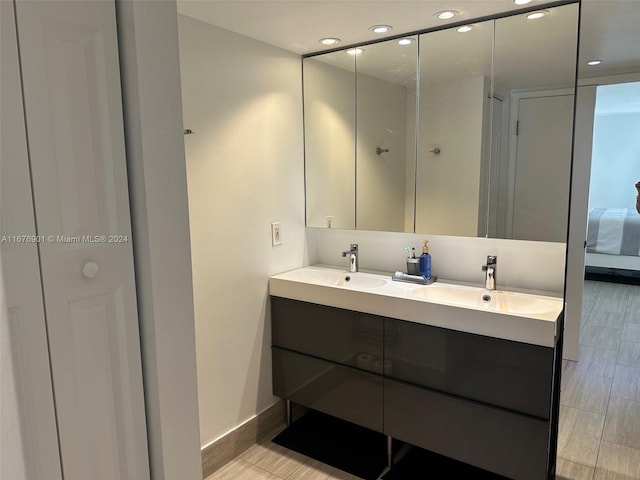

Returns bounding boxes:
[271,222,282,246]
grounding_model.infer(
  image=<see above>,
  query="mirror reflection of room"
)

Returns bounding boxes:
[415,20,493,237]
[304,52,356,230]
[304,3,580,242]
[356,38,418,233]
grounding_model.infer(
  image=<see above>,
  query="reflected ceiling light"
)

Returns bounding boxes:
[525,10,548,19]
[456,25,474,33]
[319,37,341,46]
[514,0,532,5]
[587,59,603,66]
[370,25,393,34]
[434,10,458,20]
[347,48,364,55]
[398,38,415,45]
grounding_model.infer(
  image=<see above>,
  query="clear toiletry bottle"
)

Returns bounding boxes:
[406,247,420,275]
[419,240,431,280]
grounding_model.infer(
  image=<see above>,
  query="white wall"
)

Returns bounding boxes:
[0,288,24,480]
[177,15,307,448]
[565,85,598,361]
[309,228,565,295]
[1,2,32,476]
[1,1,62,477]
[415,76,488,236]
[116,2,202,478]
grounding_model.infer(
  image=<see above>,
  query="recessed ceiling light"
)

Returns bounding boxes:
[514,0,532,5]
[398,38,415,45]
[370,25,393,34]
[456,25,474,33]
[319,37,341,46]
[434,10,458,20]
[587,60,603,66]
[347,48,364,55]
[525,10,548,20]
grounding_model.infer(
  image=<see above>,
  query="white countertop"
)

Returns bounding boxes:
[269,265,563,348]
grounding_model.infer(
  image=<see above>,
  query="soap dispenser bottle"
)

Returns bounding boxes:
[419,240,432,280]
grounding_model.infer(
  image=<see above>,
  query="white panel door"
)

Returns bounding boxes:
[14,1,150,479]
[512,94,574,242]
[1,1,62,478]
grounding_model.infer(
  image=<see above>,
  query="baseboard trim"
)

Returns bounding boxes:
[201,400,287,478]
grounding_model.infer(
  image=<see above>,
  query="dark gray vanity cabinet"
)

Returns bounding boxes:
[271,296,562,479]
[271,297,384,432]
[384,317,554,418]
[272,296,384,373]
[383,317,558,480]
[384,379,550,478]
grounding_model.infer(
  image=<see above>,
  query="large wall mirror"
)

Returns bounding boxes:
[304,36,417,231]
[415,19,494,237]
[491,4,579,242]
[304,2,580,242]
[304,51,356,229]
[355,37,418,233]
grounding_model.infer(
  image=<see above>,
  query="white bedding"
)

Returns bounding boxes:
[585,252,640,271]
[587,208,640,256]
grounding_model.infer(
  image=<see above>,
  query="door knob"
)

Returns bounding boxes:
[82,261,100,279]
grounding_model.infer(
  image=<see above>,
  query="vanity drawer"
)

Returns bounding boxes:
[384,317,554,418]
[273,347,383,433]
[384,379,549,480]
[272,297,384,374]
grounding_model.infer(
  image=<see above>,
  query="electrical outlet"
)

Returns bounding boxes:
[326,216,333,228]
[271,222,282,246]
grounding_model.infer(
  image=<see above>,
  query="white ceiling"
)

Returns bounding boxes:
[176,0,640,78]
[305,4,578,91]
[177,0,532,54]
[578,0,640,77]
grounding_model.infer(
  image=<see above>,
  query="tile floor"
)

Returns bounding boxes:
[206,279,640,480]
[557,279,640,480]
[205,428,364,480]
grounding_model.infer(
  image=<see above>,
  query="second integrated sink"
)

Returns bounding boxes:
[410,283,560,316]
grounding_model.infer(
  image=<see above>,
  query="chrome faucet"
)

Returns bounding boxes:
[482,255,497,290]
[342,244,359,273]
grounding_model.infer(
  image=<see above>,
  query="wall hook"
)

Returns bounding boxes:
[376,147,390,155]
[429,147,441,155]
[184,128,195,135]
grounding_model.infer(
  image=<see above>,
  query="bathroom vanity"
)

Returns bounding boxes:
[269,266,563,480]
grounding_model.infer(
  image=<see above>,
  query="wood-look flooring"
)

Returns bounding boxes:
[206,280,640,480]
[205,430,363,480]
[558,280,640,480]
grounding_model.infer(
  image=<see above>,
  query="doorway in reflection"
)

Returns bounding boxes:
[584,81,640,278]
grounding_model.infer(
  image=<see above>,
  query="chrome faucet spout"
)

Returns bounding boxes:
[481,255,497,290]
[341,244,359,273]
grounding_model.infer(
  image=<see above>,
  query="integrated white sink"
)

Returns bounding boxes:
[277,266,388,289]
[277,266,343,285]
[269,265,563,347]
[410,283,561,316]
[335,272,387,288]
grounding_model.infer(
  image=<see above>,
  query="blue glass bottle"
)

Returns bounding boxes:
[419,240,431,280]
